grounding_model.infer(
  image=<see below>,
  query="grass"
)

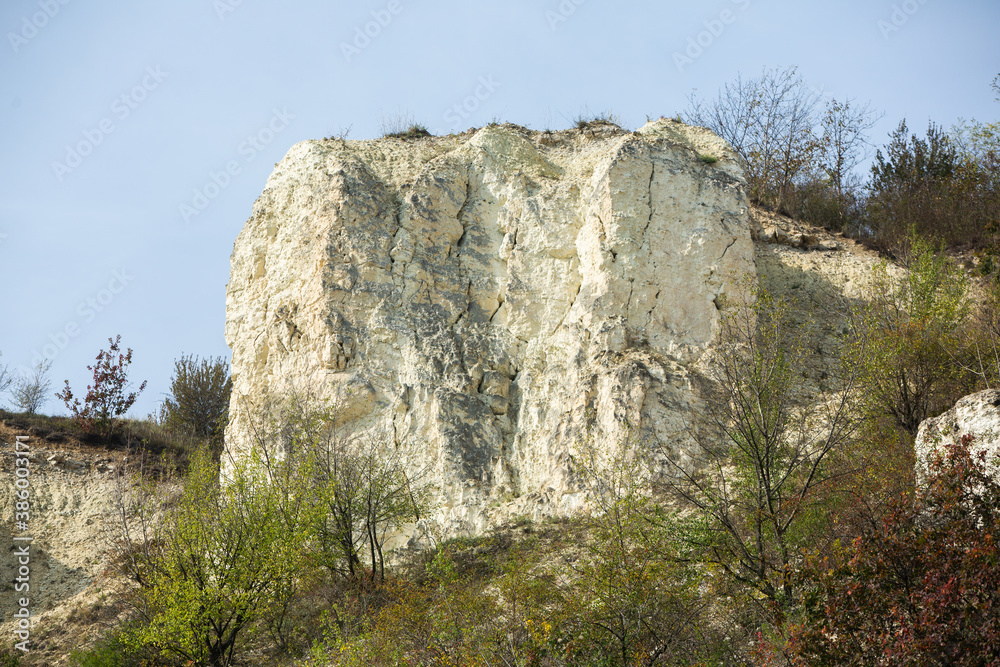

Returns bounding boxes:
[699,154,720,164]
[378,109,431,140]
[384,124,431,140]
[572,109,623,131]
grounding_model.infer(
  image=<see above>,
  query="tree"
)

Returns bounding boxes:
[849,236,974,438]
[686,66,820,211]
[161,354,232,445]
[865,119,995,249]
[241,393,430,585]
[815,97,881,200]
[561,436,720,666]
[791,434,1000,666]
[114,445,307,667]
[55,335,147,438]
[662,285,861,624]
[10,359,52,414]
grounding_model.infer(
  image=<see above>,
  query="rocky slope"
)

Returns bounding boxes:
[0,423,131,664]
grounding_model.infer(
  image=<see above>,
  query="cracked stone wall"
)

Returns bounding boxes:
[224,118,755,535]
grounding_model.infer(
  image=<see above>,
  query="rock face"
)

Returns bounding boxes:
[224,119,755,534]
[916,389,1000,480]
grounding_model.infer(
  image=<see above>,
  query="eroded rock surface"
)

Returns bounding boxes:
[224,119,755,534]
[917,389,1000,480]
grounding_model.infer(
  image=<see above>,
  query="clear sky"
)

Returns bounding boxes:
[1,0,997,418]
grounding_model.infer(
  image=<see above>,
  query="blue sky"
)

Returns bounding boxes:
[1,0,997,418]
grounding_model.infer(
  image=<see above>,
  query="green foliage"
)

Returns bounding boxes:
[664,283,861,628]
[849,235,974,436]
[120,445,308,667]
[866,119,998,249]
[563,438,722,665]
[161,354,232,447]
[383,124,430,140]
[0,645,20,667]
[245,394,431,584]
[791,435,1000,665]
[699,153,719,164]
[69,627,158,667]
[55,335,147,438]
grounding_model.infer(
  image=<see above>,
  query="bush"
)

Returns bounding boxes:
[849,235,975,437]
[69,627,159,667]
[161,354,231,446]
[55,335,147,438]
[115,445,308,667]
[866,120,997,250]
[791,434,1000,665]
[10,359,51,414]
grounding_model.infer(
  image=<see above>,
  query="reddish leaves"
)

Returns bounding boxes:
[55,334,147,438]
[791,434,1000,666]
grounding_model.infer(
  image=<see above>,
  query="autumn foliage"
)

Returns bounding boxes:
[791,434,1000,666]
[55,334,147,438]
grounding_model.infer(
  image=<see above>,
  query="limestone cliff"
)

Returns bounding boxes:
[224,119,756,534]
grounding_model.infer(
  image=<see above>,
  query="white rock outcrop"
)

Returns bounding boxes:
[916,389,1000,480]
[224,119,755,534]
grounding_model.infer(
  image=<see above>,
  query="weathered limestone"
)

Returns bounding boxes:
[224,119,755,534]
[916,389,1000,481]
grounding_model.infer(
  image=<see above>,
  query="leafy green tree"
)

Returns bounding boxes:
[849,237,974,438]
[162,354,232,445]
[563,437,719,666]
[116,445,307,667]
[791,434,1000,666]
[663,285,861,624]
[243,393,430,585]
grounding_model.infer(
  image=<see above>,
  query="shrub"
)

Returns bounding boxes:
[10,359,51,414]
[384,124,430,140]
[791,434,1000,665]
[161,354,231,446]
[55,335,147,438]
[116,445,308,667]
[848,235,975,437]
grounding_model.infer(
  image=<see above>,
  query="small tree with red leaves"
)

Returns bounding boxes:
[56,335,147,438]
[790,433,1000,666]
